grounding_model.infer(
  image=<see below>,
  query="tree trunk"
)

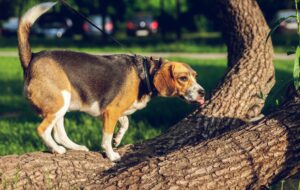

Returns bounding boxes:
[2,0,296,189]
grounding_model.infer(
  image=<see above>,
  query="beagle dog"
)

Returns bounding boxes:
[17,2,205,161]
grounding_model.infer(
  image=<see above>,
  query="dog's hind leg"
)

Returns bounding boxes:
[37,114,66,154]
[53,117,89,151]
[36,90,72,154]
[114,116,129,147]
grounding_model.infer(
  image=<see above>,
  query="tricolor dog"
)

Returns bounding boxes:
[18,2,205,161]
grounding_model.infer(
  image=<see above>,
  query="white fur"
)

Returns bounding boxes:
[83,101,101,116]
[53,117,89,151]
[41,123,66,154]
[114,116,129,147]
[69,101,101,117]
[39,90,70,154]
[102,132,120,161]
[52,90,88,151]
[22,2,56,25]
[184,79,204,102]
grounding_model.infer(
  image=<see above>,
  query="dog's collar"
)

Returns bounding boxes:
[142,57,157,95]
[135,56,160,96]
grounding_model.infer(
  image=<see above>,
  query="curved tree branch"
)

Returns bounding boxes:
[1,94,299,189]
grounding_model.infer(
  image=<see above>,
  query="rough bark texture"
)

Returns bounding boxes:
[2,95,299,189]
[1,0,296,189]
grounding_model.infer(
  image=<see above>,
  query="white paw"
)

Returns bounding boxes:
[107,151,121,162]
[53,146,66,154]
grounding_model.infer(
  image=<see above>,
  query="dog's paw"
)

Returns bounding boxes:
[53,146,66,154]
[107,151,121,162]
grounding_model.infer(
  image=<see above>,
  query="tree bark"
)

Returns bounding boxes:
[1,95,299,189]
[1,0,296,189]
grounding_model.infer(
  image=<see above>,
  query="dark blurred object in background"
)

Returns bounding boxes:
[273,10,298,35]
[82,15,114,37]
[33,13,73,38]
[1,17,18,37]
[126,13,158,37]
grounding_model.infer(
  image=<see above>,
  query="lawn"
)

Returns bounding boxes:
[0,54,294,156]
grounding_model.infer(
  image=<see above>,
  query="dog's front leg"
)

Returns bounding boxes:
[114,116,129,147]
[101,111,121,161]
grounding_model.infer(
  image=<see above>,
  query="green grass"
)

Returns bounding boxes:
[0,55,294,156]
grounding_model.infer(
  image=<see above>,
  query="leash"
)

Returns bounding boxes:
[58,0,157,95]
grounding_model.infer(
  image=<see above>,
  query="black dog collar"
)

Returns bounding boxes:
[135,56,161,96]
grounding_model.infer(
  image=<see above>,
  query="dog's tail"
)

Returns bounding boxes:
[18,2,56,70]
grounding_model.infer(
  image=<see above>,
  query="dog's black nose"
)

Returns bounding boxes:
[198,89,205,96]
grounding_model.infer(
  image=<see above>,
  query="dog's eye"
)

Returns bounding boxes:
[179,76,188,82]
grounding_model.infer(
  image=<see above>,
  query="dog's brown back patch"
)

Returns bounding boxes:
[25,57,71,116]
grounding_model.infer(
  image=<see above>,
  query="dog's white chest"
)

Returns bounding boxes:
[123,96,150,116]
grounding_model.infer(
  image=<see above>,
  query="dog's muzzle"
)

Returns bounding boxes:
[183,83,205,106]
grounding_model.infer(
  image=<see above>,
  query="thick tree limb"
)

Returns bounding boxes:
[1,95,299,189]
[88,94,300,190]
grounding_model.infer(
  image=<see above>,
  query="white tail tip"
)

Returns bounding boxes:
[22,2,57,25]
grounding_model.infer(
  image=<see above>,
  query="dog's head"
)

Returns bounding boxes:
[153,60,205,105]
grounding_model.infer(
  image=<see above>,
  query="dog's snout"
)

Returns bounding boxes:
[198,89,205,96]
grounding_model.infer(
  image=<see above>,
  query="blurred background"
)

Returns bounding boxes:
[0,0,299,50]
[0,0,299,189]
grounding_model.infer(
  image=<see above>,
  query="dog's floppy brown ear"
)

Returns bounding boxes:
[169,63,176,79]
[153,63,176,96]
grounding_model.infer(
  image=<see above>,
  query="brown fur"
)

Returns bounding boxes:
[26,58,71,118]
[153,62,176,96]
[102,68,140,134]
[171,62,197,97]
[18,21,32,70]
[37,115,55,136]
[153,61,197,97]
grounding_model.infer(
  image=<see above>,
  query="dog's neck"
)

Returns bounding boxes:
[135,56,162,100]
